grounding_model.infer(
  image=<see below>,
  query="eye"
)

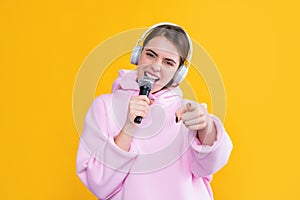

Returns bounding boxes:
[146,52,155,58]
[163,60,175,67]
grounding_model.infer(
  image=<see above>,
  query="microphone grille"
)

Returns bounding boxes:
[138,76,155,89]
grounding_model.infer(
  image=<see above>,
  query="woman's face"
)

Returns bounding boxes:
[137,36,181,93]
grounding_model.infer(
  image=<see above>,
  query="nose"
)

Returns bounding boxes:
[151,59,162,72]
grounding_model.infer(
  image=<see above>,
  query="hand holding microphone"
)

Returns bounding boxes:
[133,76,155,124]
[124,76,154,127]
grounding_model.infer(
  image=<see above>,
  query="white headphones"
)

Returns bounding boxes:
[130,22,193,84]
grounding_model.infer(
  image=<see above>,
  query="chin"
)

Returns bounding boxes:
[151,83,164,93]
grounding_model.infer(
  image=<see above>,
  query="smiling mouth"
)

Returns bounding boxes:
[144,72,160,81]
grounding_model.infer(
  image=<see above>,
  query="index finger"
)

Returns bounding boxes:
[135,95,151,104]
[175,102,192,122]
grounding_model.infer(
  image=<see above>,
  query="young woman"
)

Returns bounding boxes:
[76,23,233,200]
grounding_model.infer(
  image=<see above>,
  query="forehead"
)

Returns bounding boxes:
[144,36,180,58]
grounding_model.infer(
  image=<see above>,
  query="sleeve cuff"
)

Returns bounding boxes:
[109,136,138,154]
[92,136,138,173]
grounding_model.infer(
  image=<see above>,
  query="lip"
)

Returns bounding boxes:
[144,72,160,81]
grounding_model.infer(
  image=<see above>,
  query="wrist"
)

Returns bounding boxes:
[113,121,137,152]
[197,117,217,146]
[197,117,213,135]
[122,121,136,136]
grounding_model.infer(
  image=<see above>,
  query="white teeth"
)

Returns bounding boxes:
[145,72,159,80]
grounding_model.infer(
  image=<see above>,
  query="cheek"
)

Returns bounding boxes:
[137,55,151,80]
[138,53,147,65]
[160,69,177,82]
[137,69,144,82]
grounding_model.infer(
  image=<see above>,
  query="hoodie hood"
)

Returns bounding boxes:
[111,69,182,102]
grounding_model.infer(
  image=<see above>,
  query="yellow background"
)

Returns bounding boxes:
[1,0,299,199]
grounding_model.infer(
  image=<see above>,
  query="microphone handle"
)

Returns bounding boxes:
[134,86,151,124]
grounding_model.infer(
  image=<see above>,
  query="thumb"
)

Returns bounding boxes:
[175,102,192,123]
[150,99,154,105]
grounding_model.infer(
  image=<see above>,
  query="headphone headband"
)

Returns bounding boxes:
[135,22,193,65]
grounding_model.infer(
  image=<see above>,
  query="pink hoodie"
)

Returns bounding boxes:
[76,70,233,200]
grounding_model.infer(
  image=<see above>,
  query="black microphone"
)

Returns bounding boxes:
[134,76,155,124]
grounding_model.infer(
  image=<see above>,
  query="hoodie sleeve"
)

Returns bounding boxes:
[76,95,138,199]
[190,114,233,177]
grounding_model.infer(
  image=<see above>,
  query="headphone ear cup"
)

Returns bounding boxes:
[130,46,142,65]
[173,65,188,84]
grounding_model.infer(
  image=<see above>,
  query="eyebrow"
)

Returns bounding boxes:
[145,49,177,65]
